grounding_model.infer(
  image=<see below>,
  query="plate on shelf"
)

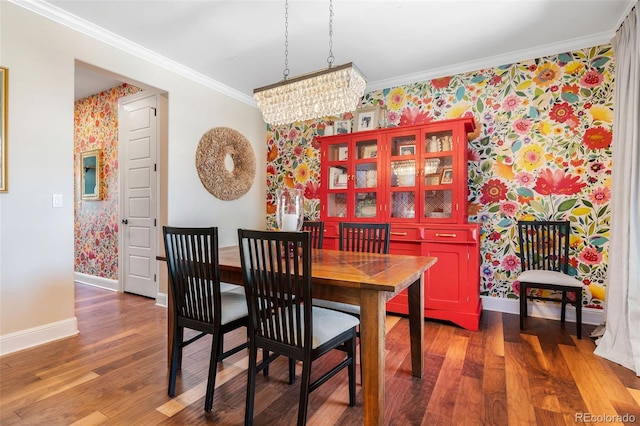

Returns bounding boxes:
[356,200,377,217]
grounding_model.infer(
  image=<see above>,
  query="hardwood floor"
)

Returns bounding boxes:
[2,283,639,425]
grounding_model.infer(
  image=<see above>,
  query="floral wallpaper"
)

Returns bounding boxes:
[74,84,143,279]
[266,45,613,309]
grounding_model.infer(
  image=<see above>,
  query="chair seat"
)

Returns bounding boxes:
[518,270,582,287]
[273,306,359,349]
[311,307,359,348]
[220,282,244,293]
[312,299,360,316]
[220,291,249,325]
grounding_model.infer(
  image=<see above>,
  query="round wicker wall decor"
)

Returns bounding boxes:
[195,127,256,201]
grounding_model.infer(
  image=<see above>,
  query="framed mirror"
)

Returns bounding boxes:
[81,149,101,200]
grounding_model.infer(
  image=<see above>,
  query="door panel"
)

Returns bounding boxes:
[423,243,468,311]
[119,93,157,298]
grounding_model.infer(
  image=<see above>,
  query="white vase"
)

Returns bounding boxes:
[276,188,304,232]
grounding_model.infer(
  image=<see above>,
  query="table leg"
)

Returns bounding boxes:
[360,290,386,426]
[407,276,424,377]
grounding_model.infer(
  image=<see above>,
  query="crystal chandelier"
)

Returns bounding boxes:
[253,0,367,126]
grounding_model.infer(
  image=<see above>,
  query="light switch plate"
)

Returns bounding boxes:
[52,194,63,207]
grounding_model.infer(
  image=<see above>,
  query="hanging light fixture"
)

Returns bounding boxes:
[253,0,367,126]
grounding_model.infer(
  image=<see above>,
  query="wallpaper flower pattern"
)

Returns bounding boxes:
[74,84,143,279]
[266,45,613,309]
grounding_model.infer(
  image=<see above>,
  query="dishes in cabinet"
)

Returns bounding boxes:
[356,197,377,218]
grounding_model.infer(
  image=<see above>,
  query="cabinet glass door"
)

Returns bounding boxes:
[353,137,381,220]
[389,132,418,220]
[325,141,349,219]
[422,129,455,221]
[324,136,381,220]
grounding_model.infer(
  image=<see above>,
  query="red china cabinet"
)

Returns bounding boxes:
[318,117,481,330]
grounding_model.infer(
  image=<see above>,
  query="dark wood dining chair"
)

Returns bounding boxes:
[314,222,390,318]
[163,226,249,412]
[517,220,583,339]
[302,220,324,249]
[339,221,390,254]
[238,229,358,426]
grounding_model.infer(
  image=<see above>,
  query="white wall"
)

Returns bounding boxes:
[0,2,266,354]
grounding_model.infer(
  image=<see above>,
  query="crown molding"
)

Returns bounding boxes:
[9,0,256,106]
[11,0,625,107]
[366,30,616,93]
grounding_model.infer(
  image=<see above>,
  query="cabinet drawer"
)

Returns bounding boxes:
[389,226,421,241]
[423,228,472,243]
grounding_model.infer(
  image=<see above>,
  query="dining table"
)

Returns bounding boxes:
[160,246,436,425]
[222,246,436,425]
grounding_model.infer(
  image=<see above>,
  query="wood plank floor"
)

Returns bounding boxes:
[1,283,639,425]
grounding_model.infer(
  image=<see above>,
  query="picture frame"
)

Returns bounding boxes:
[440,167,453,184]
[362,145,378,159]
[337,146,348,161]
[334,120,351,135]
[399,144,415,156]
[81,149,102,200]
[329,166,347,189]
[355,106,380,131]
[1,67,7,192]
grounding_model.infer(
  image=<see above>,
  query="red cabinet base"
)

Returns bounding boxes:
[386,223,481,331]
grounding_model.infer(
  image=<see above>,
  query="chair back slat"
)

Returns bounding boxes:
[239,230,312,351]
[302,220,324,249]
[339,222,390,254]
[163,227,222,326]
[517,221,570,273]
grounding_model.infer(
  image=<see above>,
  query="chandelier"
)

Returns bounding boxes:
[253,0,367,126]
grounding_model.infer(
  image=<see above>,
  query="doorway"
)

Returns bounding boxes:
[73,64,166,302]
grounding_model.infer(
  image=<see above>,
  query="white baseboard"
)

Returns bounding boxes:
[0,317,79,356]
[481,295,604,325]
[155,292,167,308]
[74,272,119,292]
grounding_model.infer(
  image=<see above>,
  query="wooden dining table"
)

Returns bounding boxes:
[216,246,436,425]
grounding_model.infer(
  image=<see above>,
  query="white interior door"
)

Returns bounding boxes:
[119,92,157,298]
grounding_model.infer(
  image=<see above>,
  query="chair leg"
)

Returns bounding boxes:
[204,333,221,412]
[245,344,258,426]
[263,350,269,377]
[347,335,356,406]
[289,358,296,385]
[168,325,183,397]
[297,360,312,426]
[519,284,527,330]
[560,291,567,323]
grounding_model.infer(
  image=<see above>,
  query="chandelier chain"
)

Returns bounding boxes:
[283,0,290,80]
[327,0,335,67]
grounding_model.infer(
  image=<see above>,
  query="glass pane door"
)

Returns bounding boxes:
[422,129,454,221]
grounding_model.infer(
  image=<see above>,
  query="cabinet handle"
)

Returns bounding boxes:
[435,233,457,238]
[390,232,408,236]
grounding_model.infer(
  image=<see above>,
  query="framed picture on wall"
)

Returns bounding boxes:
[0,67,7,192]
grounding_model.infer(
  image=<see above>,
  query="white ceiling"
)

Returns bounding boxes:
[26,0,636,102]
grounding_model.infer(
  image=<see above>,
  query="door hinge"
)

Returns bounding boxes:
[154,274,157,282]
[154,219,157,227]
[151,107,157,116]
[154,163,157,172]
